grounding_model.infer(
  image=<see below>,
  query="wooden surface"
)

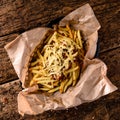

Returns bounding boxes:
[0,0,120,119]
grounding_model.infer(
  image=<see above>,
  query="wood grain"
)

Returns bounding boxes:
[90,0,120,53]
[99,48,120,88]
[0,34,19,84]
[0,0,89,37]
[0,48,120,120]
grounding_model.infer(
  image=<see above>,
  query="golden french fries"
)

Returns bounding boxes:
[29,24,85,93]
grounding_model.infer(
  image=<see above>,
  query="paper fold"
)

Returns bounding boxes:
[5,4,117,116]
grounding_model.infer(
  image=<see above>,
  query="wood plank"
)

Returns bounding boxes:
[90,0,120,53]
[99,48,120,87]
[0,48,120,119]
[0,34,19,84]
[0,0,88,37]
[0,80,22,119]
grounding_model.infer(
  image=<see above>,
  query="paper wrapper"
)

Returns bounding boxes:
[5,4,117,116]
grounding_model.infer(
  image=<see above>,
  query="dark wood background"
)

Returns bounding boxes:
[0,0,120,119]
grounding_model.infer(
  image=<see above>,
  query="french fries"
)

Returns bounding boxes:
[29,24,85,93]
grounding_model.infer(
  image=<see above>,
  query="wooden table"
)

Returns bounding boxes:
[0,0,120,119]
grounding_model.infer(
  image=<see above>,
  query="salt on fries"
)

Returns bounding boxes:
[29,24,85,93]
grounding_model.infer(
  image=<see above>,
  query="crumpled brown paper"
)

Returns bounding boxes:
[5,4,117,116]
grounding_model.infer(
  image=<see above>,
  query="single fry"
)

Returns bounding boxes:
[77,30,83,48]
[64,66,79,74]
[29,66,40,70]
[60,79,67,93]
[66,24,73,39]
[72,68,80,86]
[48,86,60,93]
[30,59,40,66]
[39,87,50,91]
[63,77,73,92]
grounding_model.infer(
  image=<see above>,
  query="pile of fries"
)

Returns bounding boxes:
[29,25,85,93]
